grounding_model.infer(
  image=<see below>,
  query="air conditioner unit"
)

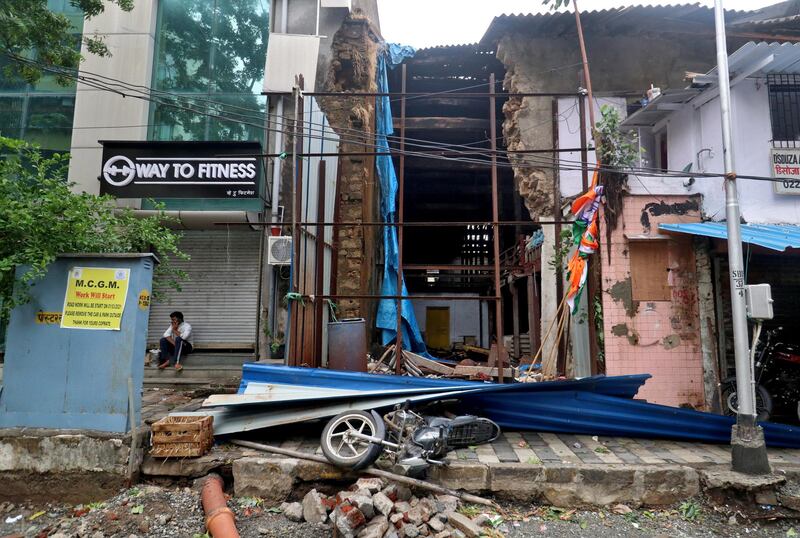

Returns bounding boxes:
[268,236,293,265]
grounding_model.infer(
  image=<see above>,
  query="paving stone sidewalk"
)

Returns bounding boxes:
[140,388,800,471]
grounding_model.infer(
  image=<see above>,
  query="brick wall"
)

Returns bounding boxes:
[601,194,706,408]
[317,16,382,325]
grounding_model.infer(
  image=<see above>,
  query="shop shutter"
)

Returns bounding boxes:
[148,229,261,348]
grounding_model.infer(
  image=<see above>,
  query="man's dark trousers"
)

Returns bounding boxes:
[159,337,192,365]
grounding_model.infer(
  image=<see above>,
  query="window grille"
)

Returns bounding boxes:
[768,74,800,148]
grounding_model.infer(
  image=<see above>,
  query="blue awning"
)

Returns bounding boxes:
[658,222,800,252]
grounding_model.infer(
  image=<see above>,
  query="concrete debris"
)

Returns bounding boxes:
[445,511,482,538]
[282,501,304,522]
[302,489,330,524]
[276,478,500,538]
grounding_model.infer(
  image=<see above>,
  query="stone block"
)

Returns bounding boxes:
[429,463,489,491]
[332,504,367,538]
[356,478,386,493]
[575,467,637,506]
[639,467,700,506]
[435,495,459,513]
[488,463,544,499]
[283,502,304,522]
[373,491,394,516]
[352,494,375,519]
[294,459,355,482]
[543,464,578,484]
[445,512,481,538]
[232,457,297,502]
[303,489,330,524]
[357,515,389,538]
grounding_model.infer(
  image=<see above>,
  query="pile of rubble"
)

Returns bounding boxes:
[280,477,493,538]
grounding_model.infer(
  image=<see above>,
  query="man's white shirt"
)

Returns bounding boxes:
[164,322,193,344]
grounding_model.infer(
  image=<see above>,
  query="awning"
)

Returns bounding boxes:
[658,222,800,252]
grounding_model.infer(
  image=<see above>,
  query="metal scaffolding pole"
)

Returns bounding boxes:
[395,64,407,374]
[489,73,506,383]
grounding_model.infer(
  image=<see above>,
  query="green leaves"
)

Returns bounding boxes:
[0,137,187,322]
[0,0,134,86]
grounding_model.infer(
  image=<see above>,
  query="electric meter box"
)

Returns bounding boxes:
[745,283,774,320]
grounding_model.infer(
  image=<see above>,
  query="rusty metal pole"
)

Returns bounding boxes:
[395,64,407,374]
[289,78,305,366]
[314,160,327,368]
[573,0,597,138]
[578,86,600,375]
[489,73,506,382]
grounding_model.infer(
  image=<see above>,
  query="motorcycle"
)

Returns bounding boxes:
[720,326,800,422]
[320,402,501,475]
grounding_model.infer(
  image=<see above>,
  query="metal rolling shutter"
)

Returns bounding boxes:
[148,229,261,348]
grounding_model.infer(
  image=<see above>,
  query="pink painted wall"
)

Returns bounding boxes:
[601,194,705,408]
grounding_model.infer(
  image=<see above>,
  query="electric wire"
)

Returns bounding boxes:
[5,53,792,185]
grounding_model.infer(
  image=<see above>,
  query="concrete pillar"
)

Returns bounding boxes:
[539,225,559,364]
[695,236,720,412]
[68,1,158,194]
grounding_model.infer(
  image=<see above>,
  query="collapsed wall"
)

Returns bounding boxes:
[317,12,383,327]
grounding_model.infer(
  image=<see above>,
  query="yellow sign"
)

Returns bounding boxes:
[138,289,151,310]
[35,311,62,324]
[61,267,130,330]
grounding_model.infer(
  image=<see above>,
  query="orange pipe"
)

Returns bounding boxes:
[200,474,240,538]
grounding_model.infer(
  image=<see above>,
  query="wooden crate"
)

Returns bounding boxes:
[150,415,213,458]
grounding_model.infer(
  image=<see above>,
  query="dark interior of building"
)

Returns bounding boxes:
[386,44,538,348]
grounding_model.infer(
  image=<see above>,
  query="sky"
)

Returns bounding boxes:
[377,0,785,49]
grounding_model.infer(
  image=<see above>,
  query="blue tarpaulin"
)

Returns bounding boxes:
[374,44,429,353]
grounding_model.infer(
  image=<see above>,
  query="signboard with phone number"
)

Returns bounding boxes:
[771,148,800,195]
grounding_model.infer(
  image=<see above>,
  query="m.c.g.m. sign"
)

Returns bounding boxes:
[99,141,262,199]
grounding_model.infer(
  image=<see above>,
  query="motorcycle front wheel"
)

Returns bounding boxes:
[720,378,773,422]
[320,410,384,470]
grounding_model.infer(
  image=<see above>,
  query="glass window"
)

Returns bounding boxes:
[0,97,25,139]
[0,0,83,152]
[150,0,269,143]
[25,96,76,151]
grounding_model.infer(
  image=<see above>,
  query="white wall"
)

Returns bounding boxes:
[68,1,158,195]
[630,79,800,224]
[412,296,489,348]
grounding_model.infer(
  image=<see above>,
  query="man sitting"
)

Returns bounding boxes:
[158,311,193,371]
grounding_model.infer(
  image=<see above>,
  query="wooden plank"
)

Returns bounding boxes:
[152,422,203,432]
[403,350,455,375]
[463,345,489,356]
[452,365,518,377]
[629,241,671,301]
[392,116,487,131]
[152,433,205,444]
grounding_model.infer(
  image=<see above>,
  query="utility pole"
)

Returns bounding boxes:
[713,0,770,474]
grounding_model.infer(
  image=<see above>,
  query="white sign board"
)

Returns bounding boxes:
[771,148,800,195]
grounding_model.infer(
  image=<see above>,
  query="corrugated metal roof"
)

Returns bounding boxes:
[620,89,703,129]
[479,4,753,47]
[622,41,800,129]
[659,222,800,251]
[729,1,800,28]
[705,41,800,77]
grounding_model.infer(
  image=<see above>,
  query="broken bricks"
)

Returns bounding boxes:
[287,477,493,538]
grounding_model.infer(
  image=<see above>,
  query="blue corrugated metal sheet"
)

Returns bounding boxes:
[239,364,650,399]
[461,391,800,448]
[659,222,800,251]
